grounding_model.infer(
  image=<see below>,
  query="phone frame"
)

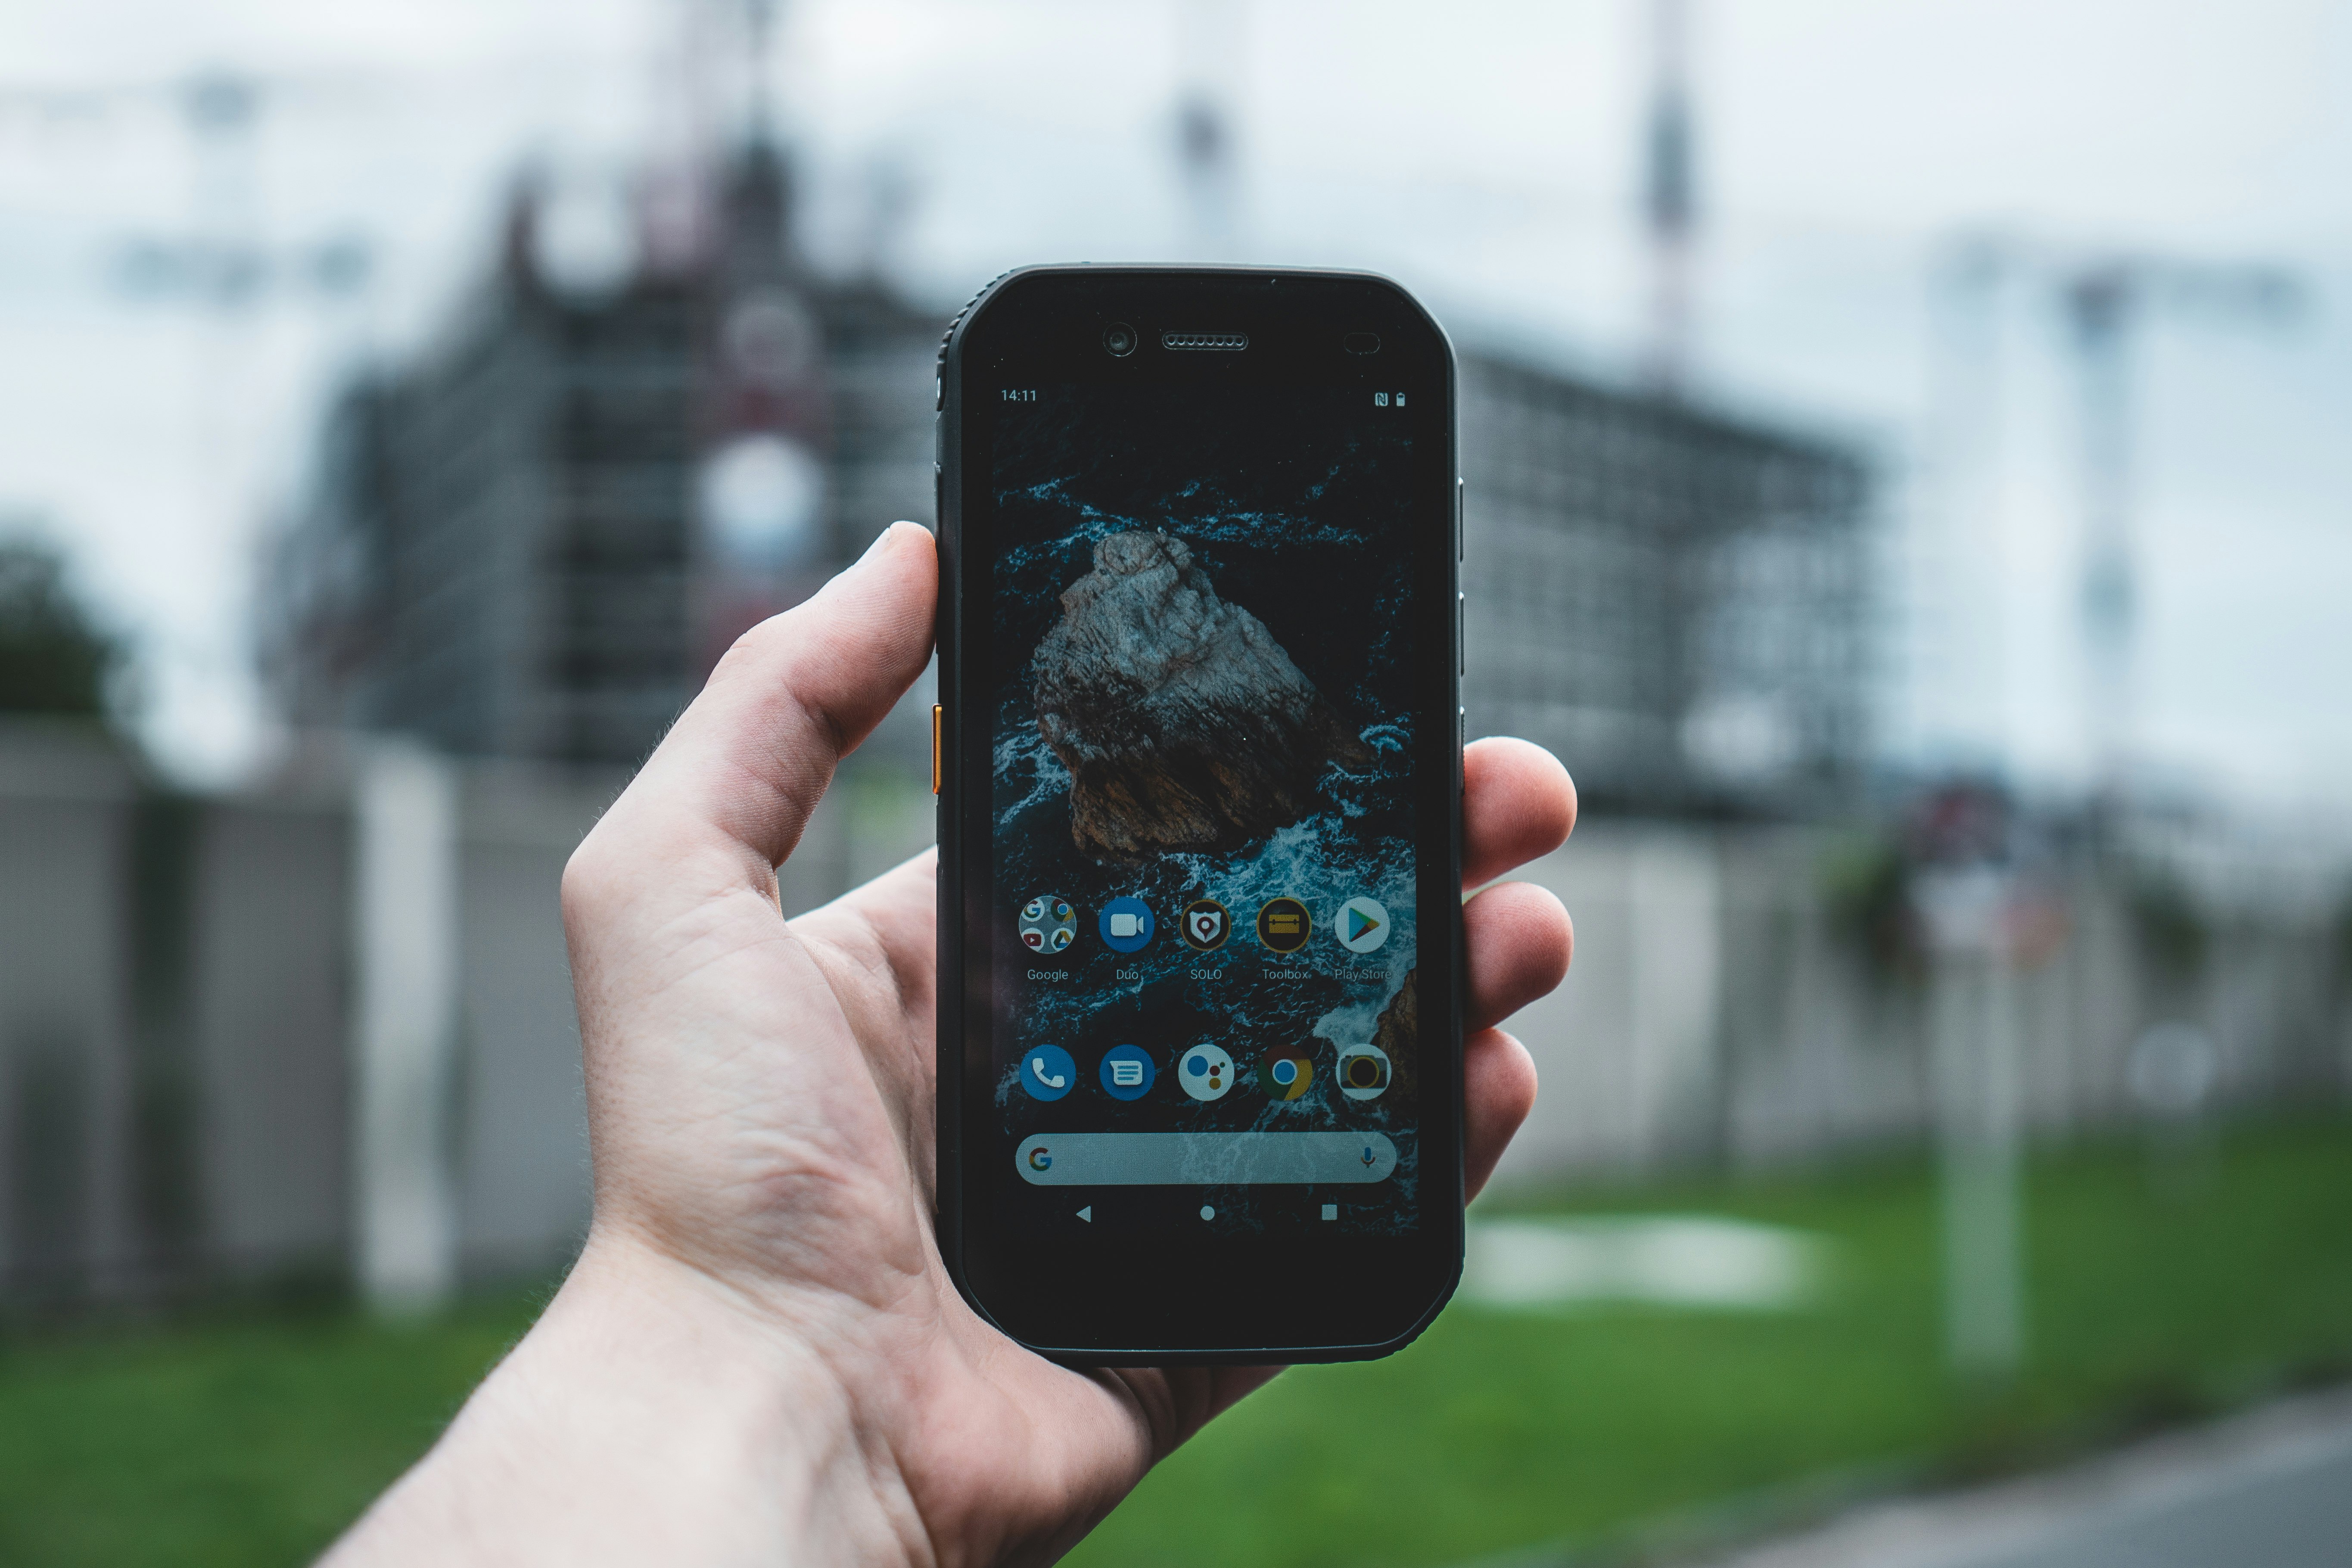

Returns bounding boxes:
[934,265,1465,1364]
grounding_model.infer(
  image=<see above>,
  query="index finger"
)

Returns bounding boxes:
[1463,737,1576,889]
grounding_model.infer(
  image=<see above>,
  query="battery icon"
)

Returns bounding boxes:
[1394,393,1406,407]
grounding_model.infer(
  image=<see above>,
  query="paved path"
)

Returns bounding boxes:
[1702,1387,2352,1568]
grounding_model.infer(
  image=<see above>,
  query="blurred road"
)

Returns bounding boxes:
[1706,1387,2352,1568]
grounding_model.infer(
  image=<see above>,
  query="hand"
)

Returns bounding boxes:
[327,523,1577,1568]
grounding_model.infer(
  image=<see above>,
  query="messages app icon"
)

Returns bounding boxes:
[1099,1044,1156,1101]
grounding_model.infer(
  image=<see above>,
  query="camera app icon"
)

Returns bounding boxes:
[1336,1043,1391,1102]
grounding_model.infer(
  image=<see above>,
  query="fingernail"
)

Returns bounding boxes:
[856,522,905,566]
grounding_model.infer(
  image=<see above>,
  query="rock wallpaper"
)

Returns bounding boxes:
[988,384,1425,1235]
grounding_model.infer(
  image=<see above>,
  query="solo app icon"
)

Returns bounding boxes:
[1335,896,1390,955]
[1179,898,1230,951]
[1259,1045,1315,1101]
[1019,896,1076,954]
[1099,896,1155,953]
[1256,897,1311,954]
[1336,1043,1391,1101]
[1099,1044,1156,1101]
[1178,1043,1235,1101]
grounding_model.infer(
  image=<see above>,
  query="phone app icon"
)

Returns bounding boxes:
[1177,1043,1235,1101]
[1179,898,1230,952]
[1336,1043,1391,1102]
[1256,897,1311,954]
[1020,895,1077,955]
[1259,1045,1315,1101]
[1098,896,1155,953]
[1335,896,1390,955]
[1020,1044,1076,1101]
[1099,1044,1156,1101]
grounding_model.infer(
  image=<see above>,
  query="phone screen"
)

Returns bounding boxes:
[985,382,1425,1238]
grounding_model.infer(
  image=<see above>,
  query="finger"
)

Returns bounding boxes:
[1464,1027,1539,1201]
[1462,879,1573,1034]
[619,522,937,873]
[789,849,941,1192]
[1179,1027,1539,1434]
[1463,737,1576,890]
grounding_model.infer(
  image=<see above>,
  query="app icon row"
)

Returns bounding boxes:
[1018,893,1391,956]
[1019,1042,1391,1104]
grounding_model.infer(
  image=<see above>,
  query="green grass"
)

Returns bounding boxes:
[0,1290,544,1567]
[2,1118,2348,1567]
[1067,1116,2352,1568]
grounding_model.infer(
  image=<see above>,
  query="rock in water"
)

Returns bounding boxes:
[1370,967,1417,1103]
[1033,530,1372,859]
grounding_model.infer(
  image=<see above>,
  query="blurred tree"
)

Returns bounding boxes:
[0,535,124,719]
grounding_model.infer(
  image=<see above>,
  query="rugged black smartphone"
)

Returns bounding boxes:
[933,266,1463,1363]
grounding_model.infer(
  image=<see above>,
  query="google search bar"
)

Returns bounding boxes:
[1015,1132,1398,1185]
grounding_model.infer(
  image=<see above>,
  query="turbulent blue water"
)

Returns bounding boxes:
[985,386,1424,1235]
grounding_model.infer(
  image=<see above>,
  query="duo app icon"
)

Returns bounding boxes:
[1098,896,1154,952]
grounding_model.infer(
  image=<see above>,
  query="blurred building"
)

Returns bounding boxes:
[262,139,939,767]
[1458,350,1873,816]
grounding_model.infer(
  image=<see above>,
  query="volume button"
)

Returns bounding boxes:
[1457,591,1465,675]
[931,705,943,795]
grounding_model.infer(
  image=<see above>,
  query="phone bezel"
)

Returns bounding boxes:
[935,265,1465,1364]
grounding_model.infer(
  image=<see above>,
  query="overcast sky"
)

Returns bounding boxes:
[2,0,2348,815]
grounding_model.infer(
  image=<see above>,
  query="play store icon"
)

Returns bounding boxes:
[1335,896,1392,955]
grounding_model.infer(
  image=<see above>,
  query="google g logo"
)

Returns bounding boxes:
[1027,1146,1053,1172]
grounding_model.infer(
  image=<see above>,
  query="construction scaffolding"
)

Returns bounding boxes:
[261,140,939,768]
[1459,349,1874,816]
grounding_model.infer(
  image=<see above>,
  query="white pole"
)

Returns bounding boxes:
[1921,866,2026,1381]
[352,741,461,1313]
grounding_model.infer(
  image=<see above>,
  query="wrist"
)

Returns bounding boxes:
[327,1229,924,1566]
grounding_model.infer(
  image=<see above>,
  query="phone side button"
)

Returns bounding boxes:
[931,704,943,795]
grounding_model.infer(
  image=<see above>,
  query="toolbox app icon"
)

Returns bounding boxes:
[1098,896,1155,952]
[1098,1044,1156,1101]
[1256,897,1311,954]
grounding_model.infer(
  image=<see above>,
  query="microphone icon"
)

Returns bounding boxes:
[1360,1145,1376,1167]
